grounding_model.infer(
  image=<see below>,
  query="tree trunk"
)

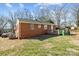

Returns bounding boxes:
[77,14,79,26]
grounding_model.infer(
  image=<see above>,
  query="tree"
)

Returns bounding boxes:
[8,8,34,33]
[15,9,33,20]
[61,8,69,27]
[0,16,8,34]
[72,6,79,26]
[8,11,16,33]
[34,4,52,23]
[50,5,66,28]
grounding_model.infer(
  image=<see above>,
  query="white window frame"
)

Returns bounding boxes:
[38,24,41,28]
[51,25,53,32]
[30,24,34,30]
[44,25,47,30]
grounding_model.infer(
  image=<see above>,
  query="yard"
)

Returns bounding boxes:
[0,32,79,56]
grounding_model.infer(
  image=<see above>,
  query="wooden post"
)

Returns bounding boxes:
[17,19,20,40]
[18,22,20,39]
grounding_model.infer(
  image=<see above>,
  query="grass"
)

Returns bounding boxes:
[0,35,79,56]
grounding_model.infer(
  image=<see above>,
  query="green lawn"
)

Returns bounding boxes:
[0,35,79,56]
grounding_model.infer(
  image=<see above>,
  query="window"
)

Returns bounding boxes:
[51,25,53,30]
[30,24,34,30]
[38,24,41,28]
[51,25,53,32]
[44,25,47,30]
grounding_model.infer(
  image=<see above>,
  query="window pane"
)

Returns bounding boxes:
[38,24,41,28]
[44,25,47,30]
[30,24,34,30]
[51,25,53,30]
[51,25,53,32]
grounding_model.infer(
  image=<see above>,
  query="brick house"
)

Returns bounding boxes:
[15,19,56,39]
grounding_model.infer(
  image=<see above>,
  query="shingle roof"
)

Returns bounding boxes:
[17,18,54,25]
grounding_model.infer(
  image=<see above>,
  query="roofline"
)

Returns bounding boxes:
[19,21,54,25]
[17,19,54,25]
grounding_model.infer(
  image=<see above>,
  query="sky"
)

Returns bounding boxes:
[0,3,79,28]
[0,3,78,16]
[0,3,36,16]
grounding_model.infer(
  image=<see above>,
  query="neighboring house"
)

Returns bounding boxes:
[15,19,56,39]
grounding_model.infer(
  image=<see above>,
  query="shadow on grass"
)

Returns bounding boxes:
[28,34,59,41]
[9,34,76,41]
[8,34,58,41]
[69,34,77,36]
[28,33,77,41]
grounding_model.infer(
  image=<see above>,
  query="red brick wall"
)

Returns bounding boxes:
[17,22,53,39]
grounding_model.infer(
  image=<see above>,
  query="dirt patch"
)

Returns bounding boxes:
[70,31,79,46]
[42,42,54,49]
[69,31,79,46]
[66,48,79,53]
[0,37,26,51]
[70,40,79,46]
